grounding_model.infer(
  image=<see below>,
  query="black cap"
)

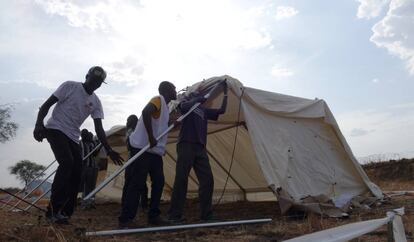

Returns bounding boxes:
[87,66,107,84]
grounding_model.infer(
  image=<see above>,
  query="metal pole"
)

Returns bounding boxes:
[0,188,46,212]
[8,143,102,210]
[23,187,51,211]
[85,143,102,160]
[86,218,272,236]
[0,159,57,209]
[206,149,246,198]
[9,170,56,211]
[83,81,225,201]
[0,200,29,213]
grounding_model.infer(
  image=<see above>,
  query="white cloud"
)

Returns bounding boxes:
[337,102,414,157]
[34,0,271,51]
[275,6,298,20]
[270,66,294,78]
[31,0,272,87]
[350,128,375,137]
[371,78,379,83]
[356,0,390,19]
[34,0,111,31]
[104,57,145,85]
[359,0,414,74]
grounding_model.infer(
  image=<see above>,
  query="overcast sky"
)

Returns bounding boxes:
[1,0,413,188]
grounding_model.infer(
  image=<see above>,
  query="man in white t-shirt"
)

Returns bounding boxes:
[119,81,176,228]
[33,66,124,224]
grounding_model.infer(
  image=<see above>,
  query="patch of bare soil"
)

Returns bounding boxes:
[1,159,413,241]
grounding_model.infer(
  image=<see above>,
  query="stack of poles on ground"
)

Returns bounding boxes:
[0,143,102,213]
[0,159,56,210]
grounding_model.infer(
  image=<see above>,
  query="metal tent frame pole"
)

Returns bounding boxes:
[86,218,272,236]
[83,81,225,201]
[9,170,56,211]
[23,187,51,211]
[8,143,102,211]
[205,149,247,200]
[0,159,56,209]
[0,188,46,212]
[0,200,30,213]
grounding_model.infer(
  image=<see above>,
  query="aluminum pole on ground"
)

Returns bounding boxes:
[9,143,102,211]
[0,199,28,213]
[23,187,51,211]
[0,159,56,209]
[0,188,46,212]
[86,218,272,236]
[9,170,56,211]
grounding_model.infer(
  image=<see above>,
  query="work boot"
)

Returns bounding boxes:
[148,216,170,226]
[46,211,69,225]
[200,214,219,223]
[168,216,186,225]
[118,220,138,229]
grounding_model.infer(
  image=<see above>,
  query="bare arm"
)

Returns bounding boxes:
[35,95,58,126]
[142,103,158,148]
[33,95,58,142]
[216,95,227,115]
[94,118,124,165]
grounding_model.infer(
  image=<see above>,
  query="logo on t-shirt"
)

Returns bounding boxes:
[85,102,94,112]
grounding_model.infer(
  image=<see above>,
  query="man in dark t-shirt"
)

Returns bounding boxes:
[79,129,100,209]
[168,82,228,222]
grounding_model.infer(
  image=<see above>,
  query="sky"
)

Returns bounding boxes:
[0,0,413,188]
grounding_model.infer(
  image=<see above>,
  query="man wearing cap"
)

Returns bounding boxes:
[33,66,124,224]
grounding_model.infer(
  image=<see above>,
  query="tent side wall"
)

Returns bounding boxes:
[239,85,383,202]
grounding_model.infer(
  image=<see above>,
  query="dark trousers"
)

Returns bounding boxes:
[81,166,98,199]
[119,148,164,223]
[46,129,82,217]
[169,142,214,220]
[126,147,149,209]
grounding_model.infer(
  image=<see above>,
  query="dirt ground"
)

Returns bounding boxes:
[0,159,413,242]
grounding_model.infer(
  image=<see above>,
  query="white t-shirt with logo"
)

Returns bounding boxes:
[46,81,104,143]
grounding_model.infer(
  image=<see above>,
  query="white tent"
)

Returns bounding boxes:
[95,76,383,215]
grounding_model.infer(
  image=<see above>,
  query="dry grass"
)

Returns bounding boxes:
[1,159,413,241]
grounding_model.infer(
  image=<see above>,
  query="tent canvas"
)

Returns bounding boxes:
[95,76,383,215]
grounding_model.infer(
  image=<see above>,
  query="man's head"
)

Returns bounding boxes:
[126,114,138,130]
[81,129,90,141]
[88,131,94,142]
[84,66,107,94]
[158,81,177,103]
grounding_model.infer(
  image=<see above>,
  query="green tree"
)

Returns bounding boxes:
[9,160,46,187]
[0,104,18,143]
